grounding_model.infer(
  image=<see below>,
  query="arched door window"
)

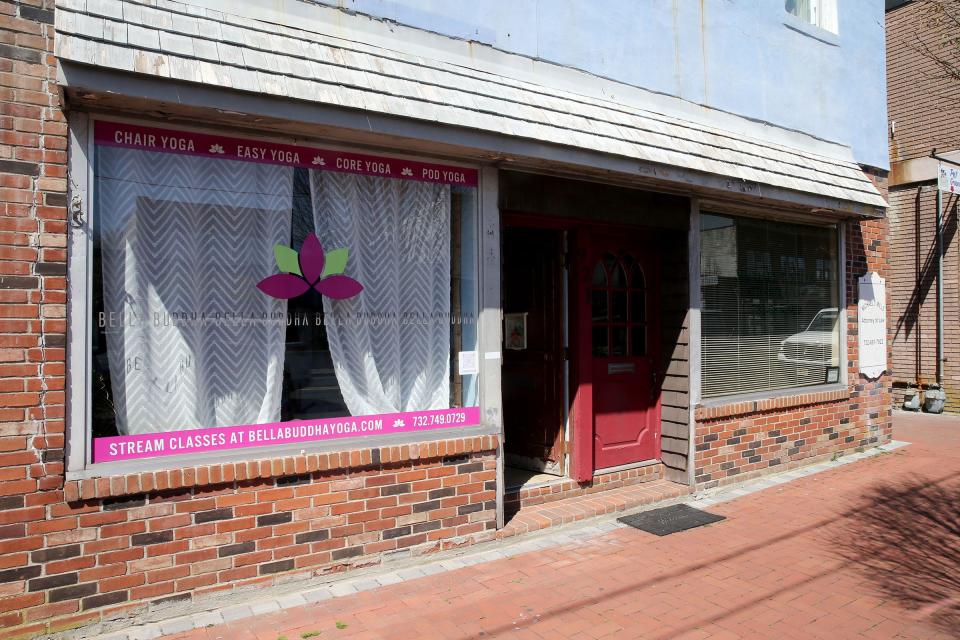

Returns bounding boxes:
[591,252,646,357]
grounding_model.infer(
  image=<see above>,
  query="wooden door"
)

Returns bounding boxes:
[502,227,565,474]
[575,232,660,477]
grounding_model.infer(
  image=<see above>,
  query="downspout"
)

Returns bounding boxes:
[936,186,944,384]
[930,150,954,386]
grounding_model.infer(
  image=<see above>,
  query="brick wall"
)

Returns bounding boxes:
[887,2,960,164]
[888,184,960,410]
[0,0,74,634]
[1,437,497,638]
[693,213,893,488]
[886,1,960,412]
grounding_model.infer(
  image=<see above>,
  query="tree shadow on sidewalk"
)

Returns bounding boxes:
[831,473,960,634]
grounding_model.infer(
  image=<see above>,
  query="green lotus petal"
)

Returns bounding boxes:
[321,248,349,277]
[274,244,302,276]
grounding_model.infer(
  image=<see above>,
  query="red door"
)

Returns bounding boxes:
[574,232,660,478]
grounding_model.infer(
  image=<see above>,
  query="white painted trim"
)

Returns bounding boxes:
[478,166,504,529]
[66,111,92,474]
[839,222,849,388]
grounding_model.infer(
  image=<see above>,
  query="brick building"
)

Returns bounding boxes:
[0,0,891,637]
[887,0,960,412]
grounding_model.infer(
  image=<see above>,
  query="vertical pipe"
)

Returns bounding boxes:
[937,186,944,384]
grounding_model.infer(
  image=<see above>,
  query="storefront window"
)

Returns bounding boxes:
[88,121,480,464]
[700,213,840,398]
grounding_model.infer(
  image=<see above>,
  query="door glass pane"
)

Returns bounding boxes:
[592,262,607,286]
[592,326,609,357]
[630,264,645,289]
[631,325,646,356]
[612,291,627,321]
[592,290,608,321]
[631,291,645,323]
[611,326,627,356]
[603,252,616,273]
[612,262,627,288]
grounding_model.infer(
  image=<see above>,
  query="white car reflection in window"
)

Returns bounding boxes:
[778,308,839,366]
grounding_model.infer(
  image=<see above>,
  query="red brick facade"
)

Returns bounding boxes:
[886,1,960,411]
[694,215,893,488]
[2,435,497,638]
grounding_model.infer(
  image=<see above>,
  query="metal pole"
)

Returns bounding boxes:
[936,186,944,384]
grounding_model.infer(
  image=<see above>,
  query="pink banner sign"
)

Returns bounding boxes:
[94,120,478,187]
[93,407,481,463]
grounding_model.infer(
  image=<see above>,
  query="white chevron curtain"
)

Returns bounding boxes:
[310,172,451,415]
[98,147,293,434]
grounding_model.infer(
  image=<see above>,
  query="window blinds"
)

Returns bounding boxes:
[700,214,840,398]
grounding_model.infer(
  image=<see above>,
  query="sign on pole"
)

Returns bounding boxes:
[858,272,887,379]
[938,162,960,193]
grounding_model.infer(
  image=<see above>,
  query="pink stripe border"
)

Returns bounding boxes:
[93,407,481,463]
[94,120,478,187]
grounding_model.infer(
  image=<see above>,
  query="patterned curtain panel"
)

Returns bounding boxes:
[98,147,293,434]
[310,172,451,415]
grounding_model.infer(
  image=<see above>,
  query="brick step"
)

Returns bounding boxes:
[504,462,665,510]
[499,478,690,539]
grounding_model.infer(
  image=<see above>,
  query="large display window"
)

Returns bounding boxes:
[86,121,480,464]
[700,213,841,398]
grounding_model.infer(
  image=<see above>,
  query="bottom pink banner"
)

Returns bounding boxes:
[93,407,481,463]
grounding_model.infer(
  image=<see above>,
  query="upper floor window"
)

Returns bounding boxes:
[785,0,839,34]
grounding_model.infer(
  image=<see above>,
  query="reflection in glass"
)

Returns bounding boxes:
[632,325,646,356]
[592,326,609,356]
[592,290,608,322]
[612,262,627,288]
[612,291,627,322]
[630,264,645,289]
[603,252,616,273]
[611,326,627,356]
[631,291,645,323]
[699,213,839,398]
[592,262,607,286]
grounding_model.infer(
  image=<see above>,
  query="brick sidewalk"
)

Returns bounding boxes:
[161,413,960,640]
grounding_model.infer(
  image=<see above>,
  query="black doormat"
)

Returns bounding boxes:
[617,504,726,536]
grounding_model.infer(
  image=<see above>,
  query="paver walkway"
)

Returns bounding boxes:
[163,412,960,639]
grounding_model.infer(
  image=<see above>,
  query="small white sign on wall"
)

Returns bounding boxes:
[858,272,887,379]
[938,162,960,193]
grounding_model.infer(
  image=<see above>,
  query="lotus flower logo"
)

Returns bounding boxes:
[257,233,363,300]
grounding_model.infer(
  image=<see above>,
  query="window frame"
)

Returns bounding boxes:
[696,210,848,407]
[65,112,495,479]
[783,0,840,43]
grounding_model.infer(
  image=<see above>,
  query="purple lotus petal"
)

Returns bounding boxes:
[314,275,364,300]
[257,274,310,299]
[299,233,325,285]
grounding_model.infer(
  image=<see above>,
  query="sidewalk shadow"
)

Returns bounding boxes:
[831,474,960,633]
